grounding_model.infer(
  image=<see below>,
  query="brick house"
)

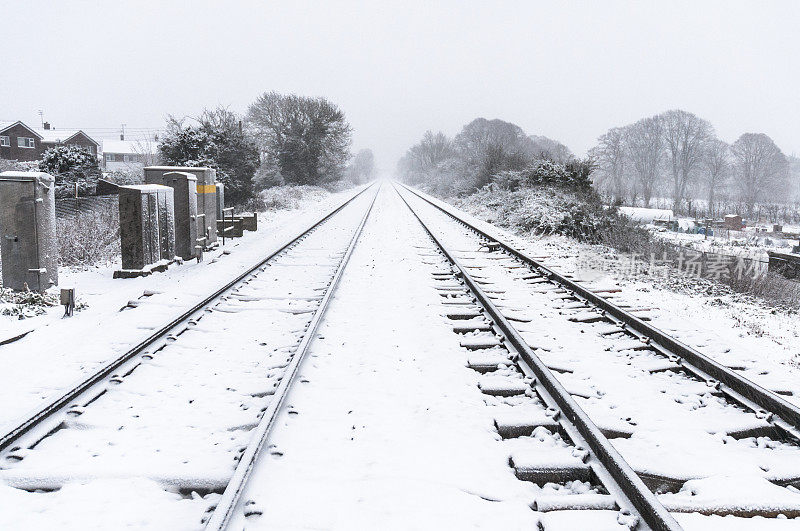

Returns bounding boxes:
[38,123,100,156]
[0,120,100,162]
[0,121,44,162]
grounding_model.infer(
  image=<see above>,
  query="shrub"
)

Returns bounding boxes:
[258,185,329,211]
[39,145,101,197]
[57,203,120,267]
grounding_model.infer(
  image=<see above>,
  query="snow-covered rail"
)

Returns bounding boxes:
[396,184,680,530]
[0,184,378,527]
[397,182,800,529]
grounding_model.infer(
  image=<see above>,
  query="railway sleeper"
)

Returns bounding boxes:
[510,451,593,484]
[478,376,530,397]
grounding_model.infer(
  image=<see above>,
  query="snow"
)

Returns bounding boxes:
[0,185,364,433]
[228,185,574,529]
[0,186,374,528]
[619,206,674,223]
[401,185,800,527]
[37,129,91,145]
[101,140,156,155]
[2,181,800,528]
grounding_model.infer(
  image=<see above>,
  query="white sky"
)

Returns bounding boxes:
[2,0,798,170]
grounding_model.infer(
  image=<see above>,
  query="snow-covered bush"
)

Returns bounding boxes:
[490,159,594,192]
[39,146,101,198]
[0,288,59,318]
[57,203,120,267]
[258,185,329,211]
[456,185,622,243]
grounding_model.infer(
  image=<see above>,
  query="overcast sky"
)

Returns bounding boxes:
[2,1,798,170]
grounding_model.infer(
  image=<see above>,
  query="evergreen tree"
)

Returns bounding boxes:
[159,107,260,205]
[39,145,101,197]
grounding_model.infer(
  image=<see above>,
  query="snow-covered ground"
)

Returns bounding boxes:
[403,186,800,528]
[232,185,542,530]
[0,186,374,529]
[2,181,800,529]
[654,227,800,261]
[444,191,800,373]
[0,185,362,433]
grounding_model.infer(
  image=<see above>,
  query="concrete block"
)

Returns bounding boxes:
[144,171,198,260]
[145,166,217,246]
[118,185,175,270]
[0,171,58,292]
[238,212,257,232]
[217,218,243,238]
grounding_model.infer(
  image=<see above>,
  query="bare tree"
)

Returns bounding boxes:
[588,127,626,203]
[247,92,352,186]
[700,138,730,218]
[453,118,532,189]
[660,109,713,211]
[730,133,787,215]
[346,149,376,184]
[623,116,664,207]
[396,131,456,184]
[528,135,573,163]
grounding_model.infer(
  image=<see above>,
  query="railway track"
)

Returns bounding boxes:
[396,182,800,529]
[2,180,799,529]
[0,183,378,528]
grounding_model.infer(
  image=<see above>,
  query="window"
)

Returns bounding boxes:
[106,153,115,162]
[124,154,139,163]
[17,137,35,148]
[0,136,9,147]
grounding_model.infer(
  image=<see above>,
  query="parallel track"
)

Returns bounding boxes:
[0,183,375,463]
[396,183,681,530]
[399,183,800,442]
[203,184,377,529]
[397,181,800,528]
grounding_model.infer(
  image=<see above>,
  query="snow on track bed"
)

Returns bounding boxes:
[224,185,550,530]
[398,184,800,530]
[0,188,376,530]
[0,186,364,431]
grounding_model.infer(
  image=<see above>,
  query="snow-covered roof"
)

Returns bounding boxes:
[102,139,157,155]
[618,207,674,223]
[36,128,98,145]
[0,120,43,138]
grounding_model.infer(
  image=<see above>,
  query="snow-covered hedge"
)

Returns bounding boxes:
[257,185,330,212]
[456,185,619,243]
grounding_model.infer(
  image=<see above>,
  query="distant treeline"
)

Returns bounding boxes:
[590,110,800,221]
[397,118,594,196]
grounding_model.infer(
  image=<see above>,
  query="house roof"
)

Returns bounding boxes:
[37,128,99,146]
[102,139,157,155]
[0,121,44,139]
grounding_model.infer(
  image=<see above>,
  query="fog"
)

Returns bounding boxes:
[1,0,798,170]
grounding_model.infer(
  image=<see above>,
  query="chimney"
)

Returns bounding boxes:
[43,122,51,130]
[120,133,125,141]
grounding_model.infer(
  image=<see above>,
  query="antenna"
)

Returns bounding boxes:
[38,110,44,128]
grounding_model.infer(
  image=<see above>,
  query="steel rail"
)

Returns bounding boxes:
[399,182,800,443]
[0,182,376,454]
[395,184,681,531]
[204,184,380,530]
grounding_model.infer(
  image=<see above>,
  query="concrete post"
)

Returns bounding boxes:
[215,183,225,223]
[144,171,198,260]
[0,171,58,292]
[118,184,175,270]
[144,166,217,246]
